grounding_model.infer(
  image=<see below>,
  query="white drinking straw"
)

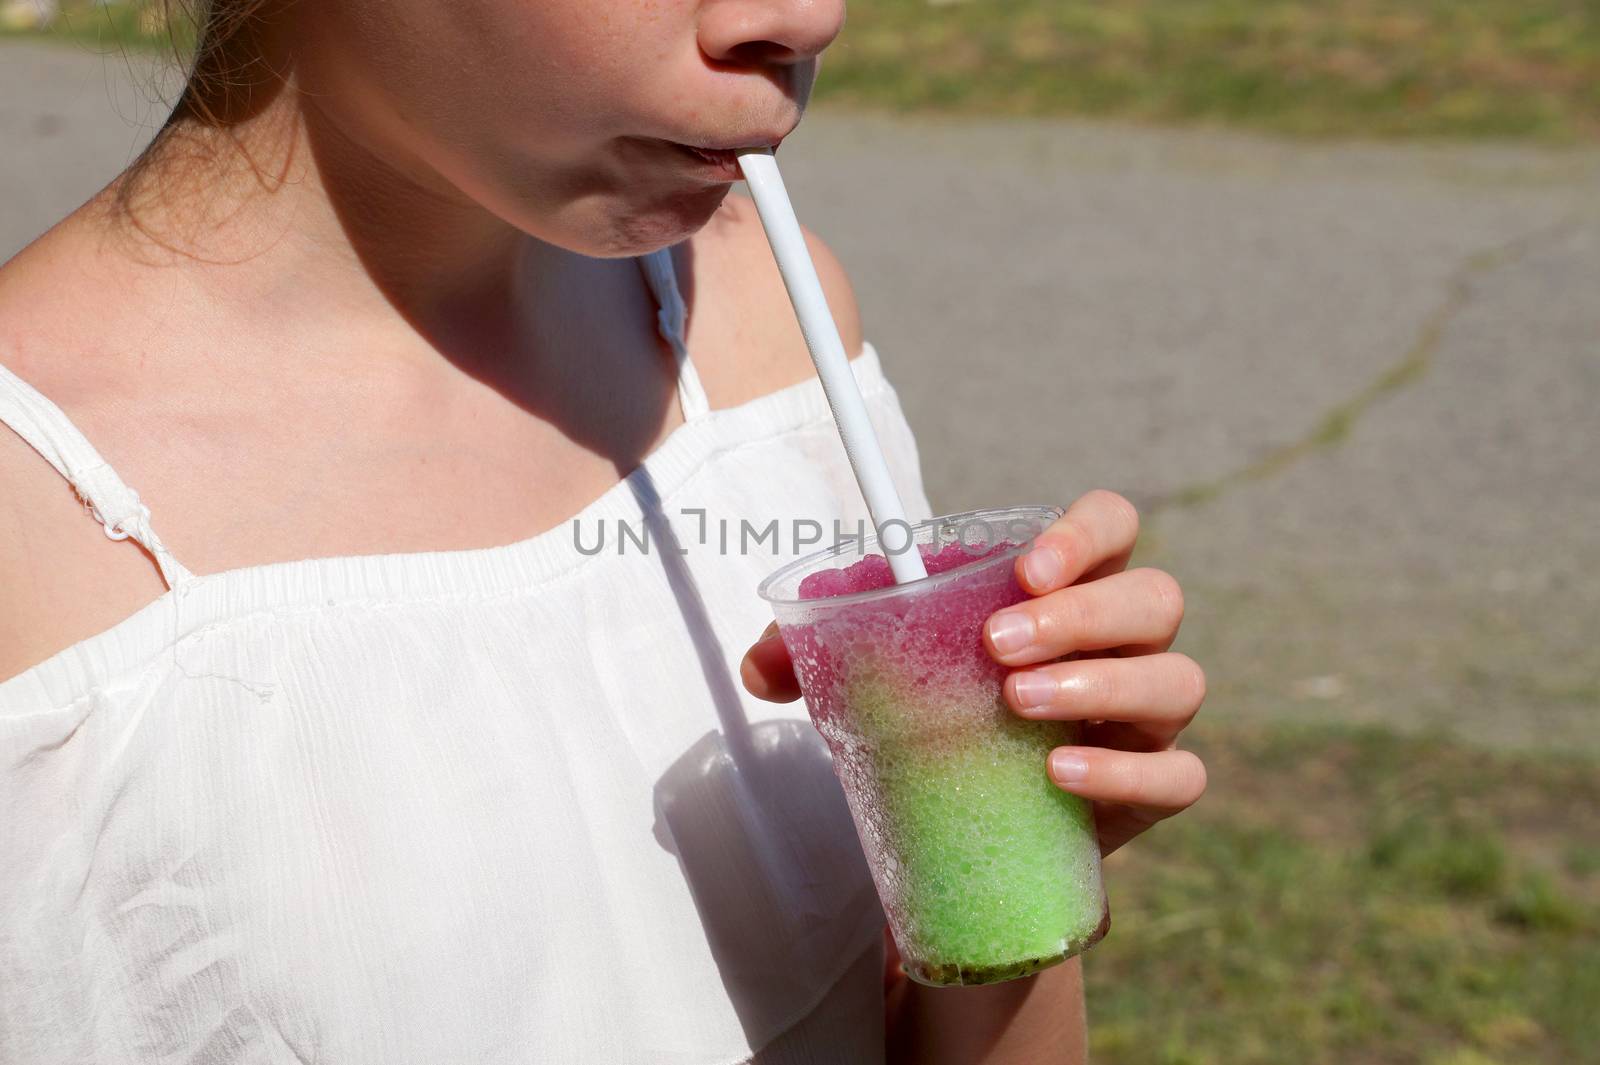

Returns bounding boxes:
[737,148,928,584]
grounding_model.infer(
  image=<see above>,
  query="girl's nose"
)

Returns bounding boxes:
[697,0,847,67]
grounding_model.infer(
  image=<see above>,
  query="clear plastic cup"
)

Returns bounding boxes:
[757,506,1109,987]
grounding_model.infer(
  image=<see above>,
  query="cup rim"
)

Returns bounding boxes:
[756,504,1063,608]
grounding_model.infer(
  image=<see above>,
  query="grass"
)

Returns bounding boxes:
[0,1,191,54]
[1084,721,1600,1064]
[6,1,1598,140]
[816,0,1600,140]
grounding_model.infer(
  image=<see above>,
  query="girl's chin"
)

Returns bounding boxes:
[596,184,733,257]
[521,184,732,259]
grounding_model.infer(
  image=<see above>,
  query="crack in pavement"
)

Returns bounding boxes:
[1147,216,1584,515]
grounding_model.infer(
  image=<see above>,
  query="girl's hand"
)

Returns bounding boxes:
[987,490,1206,856]
[739,489,1206,858]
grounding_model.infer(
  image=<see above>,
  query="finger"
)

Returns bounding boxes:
[1046,746,1208,815]
[1015,489,1140,595]
[1004,653,1206,745]
[985,567,1184,667]
[739,622,802,703]
[1094,804,1179,858]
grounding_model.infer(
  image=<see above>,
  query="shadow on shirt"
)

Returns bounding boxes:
[630,471,888,1061]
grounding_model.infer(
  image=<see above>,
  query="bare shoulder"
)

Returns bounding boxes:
[0,417,166,688]
[681,192,865,407]
[0,234,169,687]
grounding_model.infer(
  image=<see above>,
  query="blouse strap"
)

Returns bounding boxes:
[638,246,712,422]
[0,361,196,590]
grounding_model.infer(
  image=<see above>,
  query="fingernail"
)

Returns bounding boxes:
[987,611,1036,656]
[1050,750,1089,784]
[1055,669,1092,694]
[1011,671,1058,709]
[1022,547,1063,590]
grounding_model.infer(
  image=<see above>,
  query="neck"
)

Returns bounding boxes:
[103,50,558,371]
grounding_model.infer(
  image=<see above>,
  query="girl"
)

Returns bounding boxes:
[0,1,1207,1061]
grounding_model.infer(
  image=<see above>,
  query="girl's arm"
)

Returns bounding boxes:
[886,953,1087,1065]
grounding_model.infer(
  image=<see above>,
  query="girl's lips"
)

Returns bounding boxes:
[666,141,766,182]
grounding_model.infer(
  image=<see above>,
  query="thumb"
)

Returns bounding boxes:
[740,622,801,703]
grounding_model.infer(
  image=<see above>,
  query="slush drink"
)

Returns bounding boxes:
[758,507,1109,986]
